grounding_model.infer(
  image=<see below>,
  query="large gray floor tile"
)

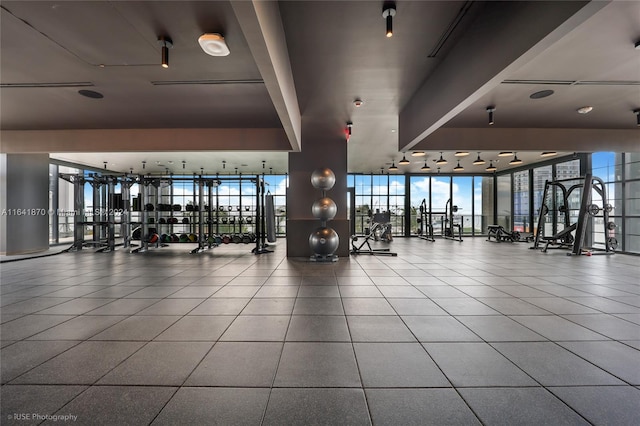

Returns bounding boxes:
[286,315,350,341]
[90,316,180,341]
[402,316,481,342]
[1,341,79,383]
[338,286,383,297]
[558,341,640,385]
[211,286,261,298]
[292,297,344,315]
[475,297,550,315]
[11,341,144,384]
[562,314,640,340]
[274,342,361,387]
[347,315,416,342]
[136,298,203,315]
[354,343,449,387]
[241,298,295,315]
[456,316,547,342]
[189,298,250,315]
[152,387,269,426]
[424,342,537,386]
[1,385,87,425]
[98,342,212,385]
[297,285,340,297]
[51,385,176,426]
[36,298,115,315]
[459,387,589,426]
[367,389,480,426]
[185,342,282,387]
[27,315,126,340]
[86,298,161,315]
[0,298,74,315]
[342,298,396,315]
[431,298,500,315]
[254,286,300,298]
[512,315,608,340]
[549,386,640,426]
[166,286,222,298]
[493,342,625,386]
[387,298,448,315]
[154,316,234,341]
[220,315,289,341]
[0,315,75,341]
[376,285,425,298]
[263,388,370,426]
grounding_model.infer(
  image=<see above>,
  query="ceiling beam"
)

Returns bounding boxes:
[399,0,609,152]
[232,0,302,152]
[412,127,639,153]
[0,128,291,153]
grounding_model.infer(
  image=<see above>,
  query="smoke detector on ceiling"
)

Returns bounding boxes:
[198,33,230,56]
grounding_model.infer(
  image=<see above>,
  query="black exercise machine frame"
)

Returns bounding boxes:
[417,198,463,242]
[532,173,614,255]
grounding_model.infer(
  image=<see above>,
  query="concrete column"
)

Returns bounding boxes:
[0,154,50,255]
[287,123,349,258]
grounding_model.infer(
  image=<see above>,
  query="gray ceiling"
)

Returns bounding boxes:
[1,1,638,175]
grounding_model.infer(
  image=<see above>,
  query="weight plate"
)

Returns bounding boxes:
[606,237,618,250]
[607,221,617,230]
[604,204,613,213]
[587,204,600,216]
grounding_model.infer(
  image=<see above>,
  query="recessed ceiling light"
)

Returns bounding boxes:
[198,33,230,56]
[391,129,396,133]
[577,106,593,114]
[530,90,554,99]
[354,99,364,107]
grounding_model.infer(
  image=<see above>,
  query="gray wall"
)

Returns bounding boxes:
[0,154,50,255]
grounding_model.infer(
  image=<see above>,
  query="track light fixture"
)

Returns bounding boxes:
[485,162,497,172]
[509,153,523,165]
[435,152,447,165]
[182,160,186,169]
[262,160,266,169]
[421,161,431,171]
[142,161,146,170]
[634,109,640,127]
[158,36,173,68]
[472,152,486,165]
[222,160,226,169]
[388,161,398,171]
[382,2,396,38]
[346,121,353,136]
[487,106,495,125]
[454,151,470,157]
[453,160,464,171]
[398,154,410,165]
[540,151,557,157]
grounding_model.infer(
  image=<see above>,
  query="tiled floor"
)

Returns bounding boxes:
[1,238,639,425]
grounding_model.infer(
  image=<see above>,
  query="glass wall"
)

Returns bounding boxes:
[452,176,473,234]
[496,174,512,230]
[513,170,530,233]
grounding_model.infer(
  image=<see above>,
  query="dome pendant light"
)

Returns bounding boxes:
[382,2,396,38]
[398,154,410,165]
[388,161,398,171]
[509,153,523,165]
[158,36,173,68]
[421,161,431,171]
[454,151,470,157]
[453,160,464,171]
[472,152,485,165]
[435,152,447,165]
[540,151,557,158]
[486,162,497,172]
